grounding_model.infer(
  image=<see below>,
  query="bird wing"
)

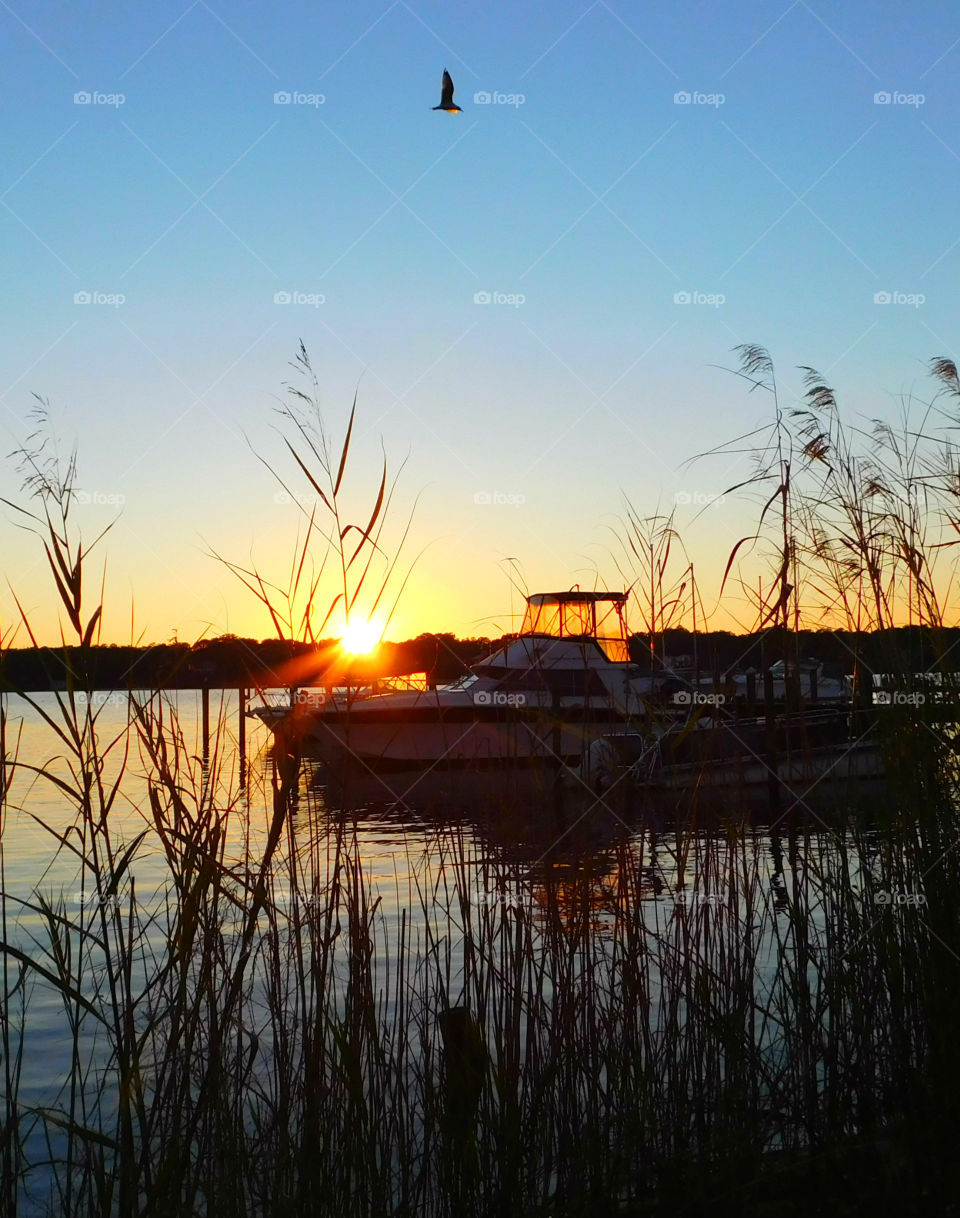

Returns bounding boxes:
[440,70,455,107]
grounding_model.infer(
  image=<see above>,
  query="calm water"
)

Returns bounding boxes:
[0,690,887,1211]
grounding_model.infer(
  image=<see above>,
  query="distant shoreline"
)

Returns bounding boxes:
[1,623,955,693]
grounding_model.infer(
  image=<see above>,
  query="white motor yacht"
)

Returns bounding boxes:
[254,591,653,771]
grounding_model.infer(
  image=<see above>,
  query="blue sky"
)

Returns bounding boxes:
[2,0,958,644]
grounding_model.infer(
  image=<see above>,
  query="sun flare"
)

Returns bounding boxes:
[339,617,383,655]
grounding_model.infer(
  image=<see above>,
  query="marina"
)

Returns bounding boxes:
[251,588,896,800]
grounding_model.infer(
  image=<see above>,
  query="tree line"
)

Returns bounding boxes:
[1,624,955,692]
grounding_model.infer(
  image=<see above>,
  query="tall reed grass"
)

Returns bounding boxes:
[2,354,960,1216]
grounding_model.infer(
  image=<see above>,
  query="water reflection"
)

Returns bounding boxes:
[1,693,919,1214]
[280,756,886,958]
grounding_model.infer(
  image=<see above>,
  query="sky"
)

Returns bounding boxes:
[1,0,959,647]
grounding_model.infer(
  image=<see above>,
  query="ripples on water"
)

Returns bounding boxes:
[0,690,899,1213]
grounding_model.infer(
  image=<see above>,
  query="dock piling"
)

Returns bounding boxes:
[238,686,247,778]
[201,682,210,759]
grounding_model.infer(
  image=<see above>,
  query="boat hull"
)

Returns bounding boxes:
[268,696,640,769]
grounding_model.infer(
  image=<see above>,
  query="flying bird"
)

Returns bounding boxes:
[433,69,462,113]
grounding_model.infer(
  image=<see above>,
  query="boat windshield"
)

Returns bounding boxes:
[441,673,479,691]
[596,637,630,663]
[521,592,630,663]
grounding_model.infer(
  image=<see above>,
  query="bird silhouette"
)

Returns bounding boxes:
[433,69,462,113]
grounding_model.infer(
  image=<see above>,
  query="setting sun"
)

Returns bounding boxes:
[339,617,384,655]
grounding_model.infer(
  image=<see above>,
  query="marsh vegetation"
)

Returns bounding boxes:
[3,348,960,1215]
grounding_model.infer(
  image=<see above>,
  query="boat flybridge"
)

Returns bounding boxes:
[263,591,652,771]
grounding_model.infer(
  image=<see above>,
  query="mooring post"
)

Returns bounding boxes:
[809,665,818,704]
[201,681,210,758]
[238,685,247,774]
[763,666,775,714]
[789,669,802,712]
[763,665,780,810]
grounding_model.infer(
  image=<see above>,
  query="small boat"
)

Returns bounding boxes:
[252,591,652,772]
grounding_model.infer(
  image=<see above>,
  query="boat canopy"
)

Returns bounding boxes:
[520,592,631,663]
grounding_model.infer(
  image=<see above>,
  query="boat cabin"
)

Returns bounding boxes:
[520,591,631,663]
